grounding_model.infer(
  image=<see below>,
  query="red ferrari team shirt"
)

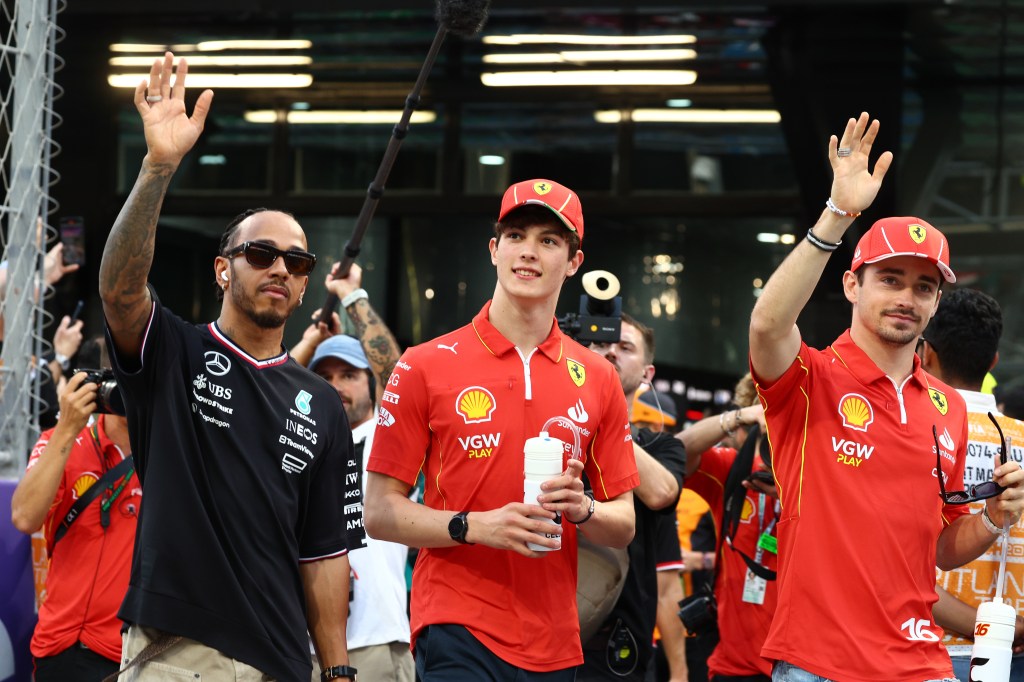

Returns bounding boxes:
[753,331,970,682]
[368,301,639,671]
[27,415,141,663]
[687,446,778,679]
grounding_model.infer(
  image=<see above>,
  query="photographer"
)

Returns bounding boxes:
[676,374,777,682]
[10,339,139,681]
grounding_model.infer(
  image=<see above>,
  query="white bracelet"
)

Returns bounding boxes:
[340,288,368,308]
[981,506,1006,535]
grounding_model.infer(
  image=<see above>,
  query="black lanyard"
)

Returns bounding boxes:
[88,422,133,528]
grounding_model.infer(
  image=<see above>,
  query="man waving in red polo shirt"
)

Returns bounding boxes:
[749,112,1024,682]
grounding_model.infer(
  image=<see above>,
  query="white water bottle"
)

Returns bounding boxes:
[970,599,1015,682]
[523,431,565,552]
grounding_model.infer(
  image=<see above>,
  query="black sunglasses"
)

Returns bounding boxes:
[934,413,1008,505]
[225,241,317,276]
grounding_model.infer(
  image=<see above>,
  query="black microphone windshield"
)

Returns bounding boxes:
[436,0,491,38]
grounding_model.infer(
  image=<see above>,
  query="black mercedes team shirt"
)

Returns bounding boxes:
[107,291,363,682]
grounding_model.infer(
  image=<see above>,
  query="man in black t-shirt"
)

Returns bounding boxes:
[580,314,687,681]
[99,52,362,682]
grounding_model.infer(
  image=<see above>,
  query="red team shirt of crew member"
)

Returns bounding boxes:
[26,414,141,663]
[367,300,639,672]
[753,331,970,682]
[687,446,779,679]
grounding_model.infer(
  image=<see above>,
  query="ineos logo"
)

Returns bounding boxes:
[205,351,231,376]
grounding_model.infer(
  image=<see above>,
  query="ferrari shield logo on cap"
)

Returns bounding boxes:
[566,358,586,387]
[908,223,927,245]
[929,388,949,415]
[533,181,552,195]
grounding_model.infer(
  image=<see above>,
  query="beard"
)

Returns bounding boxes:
[229,277,299,329]
[875,308,923,347]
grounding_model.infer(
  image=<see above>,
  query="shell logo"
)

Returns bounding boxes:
[72,473,98,500]
[456,386,497,424]
[740,497,754,523]
[838,393,874,432]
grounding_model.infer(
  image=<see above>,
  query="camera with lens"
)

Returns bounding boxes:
[73,368,126,416]
[677,584,717,637]
[557,270,623,344]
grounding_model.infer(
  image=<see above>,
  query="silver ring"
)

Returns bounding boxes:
[837,147,852,157]
[146,95,163,103]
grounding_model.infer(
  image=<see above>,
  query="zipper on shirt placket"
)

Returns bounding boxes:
[515,347,537,400]
[886,375,912,425]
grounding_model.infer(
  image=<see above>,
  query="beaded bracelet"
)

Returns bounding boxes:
[825,197,861,219]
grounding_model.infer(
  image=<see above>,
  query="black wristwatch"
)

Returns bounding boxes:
[448,511,473,545]
[321,664,357,680]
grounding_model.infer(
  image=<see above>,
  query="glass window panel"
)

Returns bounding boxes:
[288,114,443,193]
[462,103,616,194]
[116,108,273,194]
[632,121,795,193]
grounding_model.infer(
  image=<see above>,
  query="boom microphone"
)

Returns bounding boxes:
[317,0,491,328]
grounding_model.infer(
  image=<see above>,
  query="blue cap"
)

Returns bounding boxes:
[309,335,369,373]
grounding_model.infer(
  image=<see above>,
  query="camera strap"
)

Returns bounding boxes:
[51,456,133,551]
[722,423,776,581]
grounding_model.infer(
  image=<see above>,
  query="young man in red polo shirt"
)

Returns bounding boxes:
[748,112,1024,682]
[365,179,639,681]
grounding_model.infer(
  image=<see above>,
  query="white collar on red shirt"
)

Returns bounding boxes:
[957,388,998,415]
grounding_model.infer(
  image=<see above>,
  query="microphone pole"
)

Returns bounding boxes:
[317,0,491,329]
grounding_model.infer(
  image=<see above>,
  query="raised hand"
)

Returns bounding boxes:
[324,262,363,301]
[134,52,214,167]
[828,112,894,216]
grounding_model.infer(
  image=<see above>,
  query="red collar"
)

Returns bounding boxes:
[827,329,928,390]
[470,300,564,363]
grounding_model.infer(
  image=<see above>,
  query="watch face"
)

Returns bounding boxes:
[448,513,466,542]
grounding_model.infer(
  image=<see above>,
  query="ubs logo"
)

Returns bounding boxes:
[205,351,231,376]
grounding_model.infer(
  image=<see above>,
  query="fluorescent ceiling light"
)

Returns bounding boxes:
[484,48,696,65]
[756,233,796,244]
[478,154,506,166]
[482,70,697,87]
[110,55,312,67]
[595,108,781,123]
[244,110,437,124]
[483,53,563,64]
[561,48,696,62]
[666,98,692,108]
[110,43,181,52]
[198,39,312,51]
[484,34,696,46]
[108,73,313,88]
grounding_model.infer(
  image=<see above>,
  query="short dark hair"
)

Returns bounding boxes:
[216,207,296,300]
[924,288,1002,388]
[493,205,581,260]
[620,312,655,364]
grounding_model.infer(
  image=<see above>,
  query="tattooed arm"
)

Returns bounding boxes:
[99,52,213,359]
[324,262,402,402]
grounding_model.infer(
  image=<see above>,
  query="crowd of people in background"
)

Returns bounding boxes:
[8,53,1024,682]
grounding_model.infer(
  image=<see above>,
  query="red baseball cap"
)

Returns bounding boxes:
[850,217,955,284]
[498,179,584,242]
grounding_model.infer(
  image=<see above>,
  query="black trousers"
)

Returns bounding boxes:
[415,623,577,682]
[34,642,120,682]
